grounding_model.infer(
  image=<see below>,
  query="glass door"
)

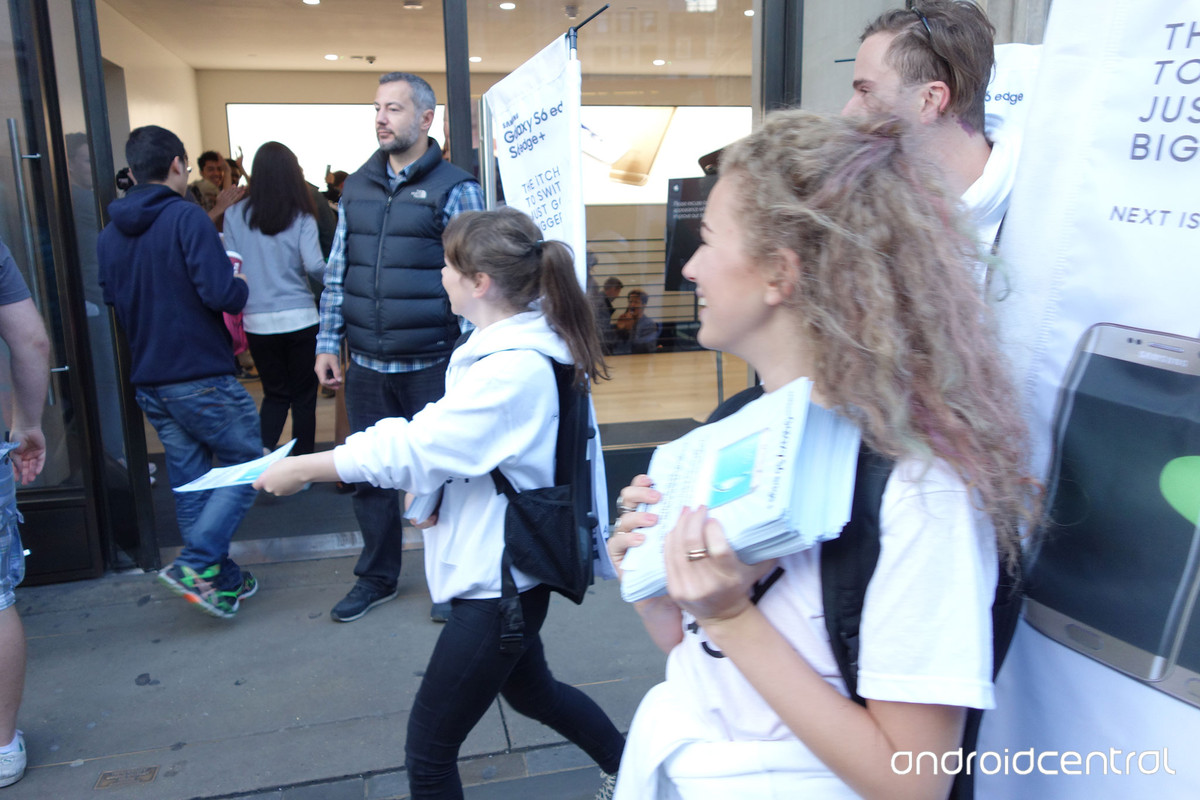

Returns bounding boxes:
[0,0,106,582]
[46,0,159,573]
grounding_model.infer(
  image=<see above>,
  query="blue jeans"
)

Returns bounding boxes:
[405,585,625,798]
[344,360,448,592]
[136,375,262,591]
[0,444,23,611]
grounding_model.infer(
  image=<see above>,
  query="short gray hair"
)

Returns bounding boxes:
[378,72,436,114]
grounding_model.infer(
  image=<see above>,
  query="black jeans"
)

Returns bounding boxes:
[344,359,449,592]
[246,325,319,456]
[405,584,625,799]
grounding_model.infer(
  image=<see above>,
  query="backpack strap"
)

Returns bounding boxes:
[491,466,526,655]
[705,385,765,424]
[821,445,1023,800]
[490,356,583,655]
[953,558,1023,800]
[820,446,894,705]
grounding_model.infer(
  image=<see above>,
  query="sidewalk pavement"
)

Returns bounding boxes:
[7,554,667,799]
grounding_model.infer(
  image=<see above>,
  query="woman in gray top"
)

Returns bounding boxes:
[223,142,326,456]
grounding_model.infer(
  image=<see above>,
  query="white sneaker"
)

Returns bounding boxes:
[0,730,26,787]
[594,769,617,800]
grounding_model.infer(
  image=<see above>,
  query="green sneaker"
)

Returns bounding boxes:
[237,572,258,601]
[158,563,239,619]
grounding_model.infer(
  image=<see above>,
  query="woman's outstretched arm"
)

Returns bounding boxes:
[255,451,339,495]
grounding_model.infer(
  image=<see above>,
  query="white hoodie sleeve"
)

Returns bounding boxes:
[332,349,558,495]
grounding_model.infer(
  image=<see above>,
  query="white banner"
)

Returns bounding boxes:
[980,2,1200,797]
[485,37,587,286]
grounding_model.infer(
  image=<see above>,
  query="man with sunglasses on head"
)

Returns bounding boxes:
[844,1,1011,251]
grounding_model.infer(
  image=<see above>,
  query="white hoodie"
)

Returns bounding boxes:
[334,310,570,603]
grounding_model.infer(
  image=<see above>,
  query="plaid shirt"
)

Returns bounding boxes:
[316,163,484,373]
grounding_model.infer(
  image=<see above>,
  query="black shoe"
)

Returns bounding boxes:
[430,601,452,623]
[331,584,399,622]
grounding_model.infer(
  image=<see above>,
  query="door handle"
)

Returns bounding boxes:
[6,119,58,406]
[6,119,42,310]
[46,365,70,407]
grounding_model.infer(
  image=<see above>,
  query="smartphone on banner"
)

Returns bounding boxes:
[1026,323,1200,691]
[1163,591,1200,707]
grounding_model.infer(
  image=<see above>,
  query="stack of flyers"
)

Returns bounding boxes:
[619,378,861,602]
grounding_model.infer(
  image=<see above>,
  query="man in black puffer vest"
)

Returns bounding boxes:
[315,72,483,624]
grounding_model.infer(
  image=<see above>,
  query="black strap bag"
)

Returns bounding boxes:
[491,358,598,654]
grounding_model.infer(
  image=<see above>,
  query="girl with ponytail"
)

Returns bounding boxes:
[256,207,623,799]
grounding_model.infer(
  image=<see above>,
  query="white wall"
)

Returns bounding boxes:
[96,0,202,159]
[799,0,1048,115]
[195,70,751,162]
[801,1,892,114]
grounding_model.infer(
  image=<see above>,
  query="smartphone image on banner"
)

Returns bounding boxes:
[1162,587,1200,706]
[1025,323,1200,695]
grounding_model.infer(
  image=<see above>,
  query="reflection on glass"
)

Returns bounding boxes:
[65,132,125,466]
[466,0,754,427]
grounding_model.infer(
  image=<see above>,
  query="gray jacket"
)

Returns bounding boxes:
[222,204,326,317]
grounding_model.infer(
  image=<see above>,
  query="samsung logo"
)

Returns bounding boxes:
[1138,350,1188,367]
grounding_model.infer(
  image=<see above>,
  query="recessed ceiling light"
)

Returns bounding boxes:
[324,54,338,61]
[402,0,423,8]
[469,56,482,63]
[744,9,754,16]
[302,0,319,5]
[652,59,666,66]
[499,2,516,9]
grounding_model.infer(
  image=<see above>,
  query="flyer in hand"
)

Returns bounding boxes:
[174,439,296,492]
[619,379,861,602]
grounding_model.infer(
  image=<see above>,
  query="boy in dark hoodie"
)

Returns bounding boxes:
[98,125,262,619]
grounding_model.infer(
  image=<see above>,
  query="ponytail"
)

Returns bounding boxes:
[442,208,609,388]
[537,240,609,388]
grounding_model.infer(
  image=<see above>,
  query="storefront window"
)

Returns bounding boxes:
[467,2,756,429]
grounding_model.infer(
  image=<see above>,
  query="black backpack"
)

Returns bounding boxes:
[490,357,598,655]
[709,387,1021,800]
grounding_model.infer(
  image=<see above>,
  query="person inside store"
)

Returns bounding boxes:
[613,289,658,354]
[221,141,326,459]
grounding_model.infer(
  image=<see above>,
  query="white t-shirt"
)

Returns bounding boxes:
[615,458,998,796]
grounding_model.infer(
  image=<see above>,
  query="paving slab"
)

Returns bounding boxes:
[7,554,666,799]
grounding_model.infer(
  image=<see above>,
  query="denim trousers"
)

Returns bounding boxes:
[136,374,262,591]
[0,444,23,610]
[344,360,448,592]
[405,584,625,799]
[246,325,319,455]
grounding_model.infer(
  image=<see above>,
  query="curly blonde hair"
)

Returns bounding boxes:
[719,110,1037,567]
